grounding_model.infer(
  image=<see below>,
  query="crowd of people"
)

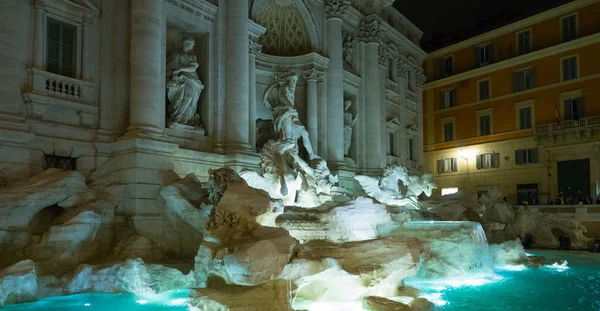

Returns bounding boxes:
[544,189,600,205]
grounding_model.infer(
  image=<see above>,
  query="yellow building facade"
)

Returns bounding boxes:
[422,0,600,204]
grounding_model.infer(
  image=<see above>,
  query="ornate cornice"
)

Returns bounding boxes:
[397,60,411,77]
[163,0,217,23]
[255,52,329,73]
[325,0,351,19]
[302,67,325,82]
[416,71,427,87]
[249,39,263,55]
[357,20,382,43]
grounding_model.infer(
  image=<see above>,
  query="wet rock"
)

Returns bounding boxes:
[362,296,411,311]
[0,260,38,307]
[189,278,292,311]
[489,239,529,266]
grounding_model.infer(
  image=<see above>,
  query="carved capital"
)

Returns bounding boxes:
[325,0,351,19]
[249,39,263,55]
[416,70,427,86]
[358,20,382,43]
[302,67,324,82]
[397,60,411,77]
[378,45,387,66]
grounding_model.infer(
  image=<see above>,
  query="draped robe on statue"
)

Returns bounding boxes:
[166,50,204,128]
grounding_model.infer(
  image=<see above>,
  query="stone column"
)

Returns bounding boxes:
[416,70,427,171]
[81,17,96,81]
[32,3,45,69]
[225,0,250,151]
[358,20,383,171]
[128,0,164,136]
[325,0,349,168]
[248,39,262,152]
[303,68,324,155]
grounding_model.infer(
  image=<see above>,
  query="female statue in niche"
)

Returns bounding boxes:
[166,37,205,133]
[343,100,358,157]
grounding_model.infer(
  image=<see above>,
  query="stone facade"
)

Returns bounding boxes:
[0,0,425,219]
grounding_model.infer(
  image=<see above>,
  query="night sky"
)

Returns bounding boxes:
[394,0,571,50]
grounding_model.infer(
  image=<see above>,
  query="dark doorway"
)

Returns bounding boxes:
[557,159,591,199]
[517,184,538,205]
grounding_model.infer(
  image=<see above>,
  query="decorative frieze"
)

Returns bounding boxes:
[302,67,325,82]
[163,0,217,22]
[397,60,411,77]
[325,0,351,19]
[357,20,382,43]
[416,70,427,87]
[378,45,387,66]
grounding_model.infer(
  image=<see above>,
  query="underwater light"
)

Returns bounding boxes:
[84,303,91,307]
[136,299,148,304]
[497,264,527,271]
[168,298,187,306]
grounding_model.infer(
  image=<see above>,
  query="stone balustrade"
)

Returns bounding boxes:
[535,115,600,135]
[519,204,600,222]
[28,68,96,104]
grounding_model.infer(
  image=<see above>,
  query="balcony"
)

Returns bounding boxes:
[27,68,96,104]
[534,115,600,141]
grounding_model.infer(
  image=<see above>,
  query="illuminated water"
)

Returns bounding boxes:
[2,290,190,311]
[4,252,600,311]
[405,251,600,311]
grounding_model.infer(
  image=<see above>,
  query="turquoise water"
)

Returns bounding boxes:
[2,290,190,311]
[4,252,600,311]
[406,251,600,311]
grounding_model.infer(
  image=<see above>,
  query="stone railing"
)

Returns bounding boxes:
[519,204,600,222]
[406,160,418,171]
[28,68,96,104]
[535,115,600,135]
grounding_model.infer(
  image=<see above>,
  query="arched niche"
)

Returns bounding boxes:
[251,0,321,56]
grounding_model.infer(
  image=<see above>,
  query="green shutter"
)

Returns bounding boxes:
[437,159,444,174]
[515,150,522,165]
[532,148,539,163]
[476,155,482,169]
[530,68,537,88]
[512,72,519,92]
[452,158,458,172]
[492,153,500,168]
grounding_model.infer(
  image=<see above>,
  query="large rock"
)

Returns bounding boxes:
[0,169,93,268]
[156,173,212,258]
[0,260,38,307]
[24,204,115,275]
[65,258,196,295]
[488,239,529,266]
[277,197,405,242]
[188,279,293,311]
[196,227,299,286]
[363,296,411,311]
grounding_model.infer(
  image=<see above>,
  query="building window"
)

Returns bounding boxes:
[387,58,395,81]
[437,158,457,174]
[408,137,415,160]
[515,148,539,165]
[478,114,492,136]
[561,56,578,81]
[388,132,397,156]
[476,43,492,66]
[47,18,77,78]
[443,121,454,142]
[441,187,459,196]
[517,29,531,55]
[440,55,453,77]
[478,79,490,101]
[561,14,577,42]
[563,97,583,121]
[513,68,536,92]
[44,155,77,171]
[476,152,500,169]
[439,89,456,109]
[518,106,533,129]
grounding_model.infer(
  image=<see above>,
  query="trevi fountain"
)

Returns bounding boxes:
[0,0,598,310]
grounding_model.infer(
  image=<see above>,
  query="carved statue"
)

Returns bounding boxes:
[342,35,354,65]
[166,37,205,132]
[240,72,339,207]
[263,73,318,160]
[343,100,358,157]
[355,165,437,210]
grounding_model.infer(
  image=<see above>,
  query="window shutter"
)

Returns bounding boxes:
[532,148,539,163]
[439,59,445,78]
[474,47,480,68]
[439,92,444,109]
[451,89,456,107]
[562,58,568,81]
[512,72,519,92]
[530,68,537,88]
[515,150,522,165]
[488,44,494,63]
[452,158,458,172]
[437,159,444,174]
[577,97,584,119]
[492,153,500,168]
[476,155,482,169]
